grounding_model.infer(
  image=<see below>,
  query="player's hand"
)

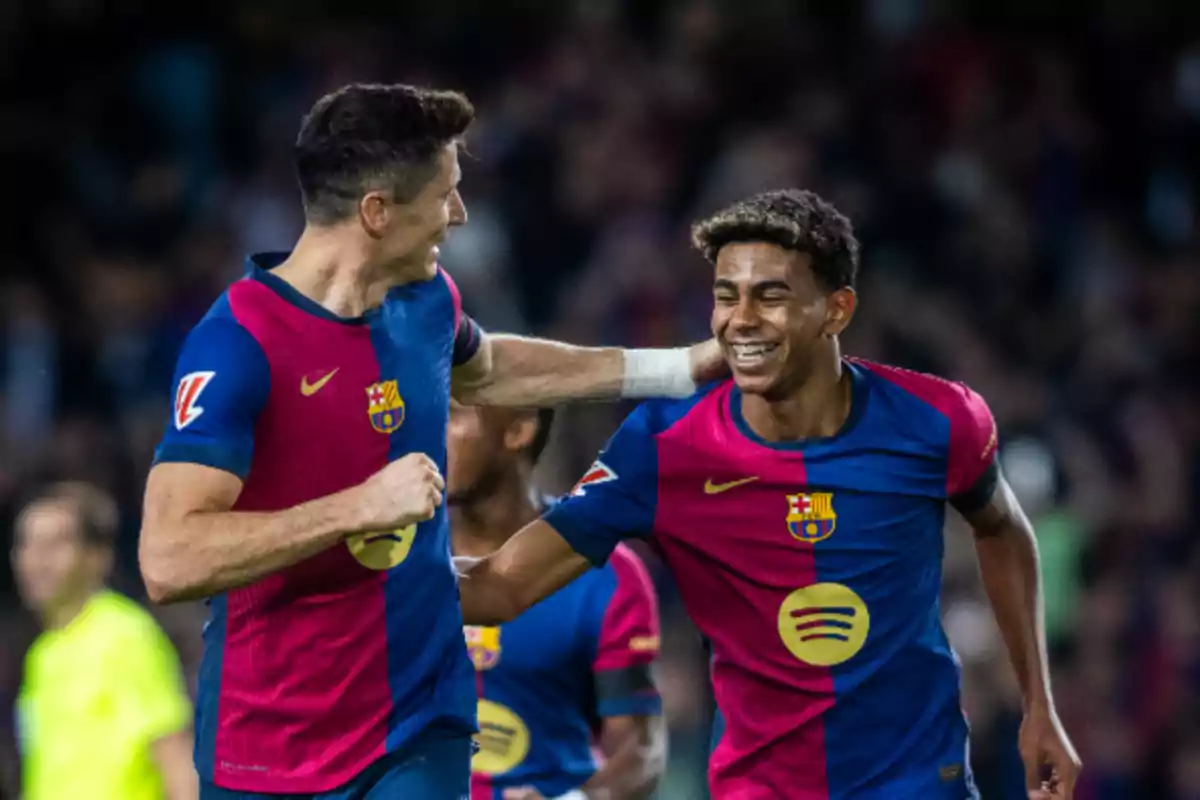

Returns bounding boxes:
[1019,704,1081,799]
[354,453,444,530]
[688,338,728,384]
[501,788,546,800]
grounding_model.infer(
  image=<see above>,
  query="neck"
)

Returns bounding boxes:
[741,349,852,442]
[40,586,99,630]
[450,471,542,558]
[272,225,426,317]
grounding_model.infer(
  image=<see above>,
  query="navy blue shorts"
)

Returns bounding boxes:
[200,731,471,800]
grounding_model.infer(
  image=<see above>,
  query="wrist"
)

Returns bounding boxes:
[621,348,695,398]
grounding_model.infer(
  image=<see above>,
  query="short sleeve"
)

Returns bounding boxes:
[439,265,483,366]
[153,316,270,479]
[542,404,660,566]
[591,548,662,718]
[108,619,192,746]
[947,383,1000,514]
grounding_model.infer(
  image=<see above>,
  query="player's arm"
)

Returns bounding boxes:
[439,265,722,406]
[141,319,441,603]
[152,731,198,800]
[948,387,1081,795]
[581,550,665,799]
[458,406,660,625]
[453,330,724,406]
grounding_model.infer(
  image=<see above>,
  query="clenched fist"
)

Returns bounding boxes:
[353,453,445,531]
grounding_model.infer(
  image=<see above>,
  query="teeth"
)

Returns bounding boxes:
[732,343,776,357]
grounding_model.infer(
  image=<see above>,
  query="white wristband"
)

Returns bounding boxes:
[621,348,696,399]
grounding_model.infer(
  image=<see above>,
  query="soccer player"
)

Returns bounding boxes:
[138,83,719,800]
[13,483,195,800]
[447,403,665,800]
[455,190,1084,799]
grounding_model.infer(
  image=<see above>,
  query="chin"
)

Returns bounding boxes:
[731,368,777,395]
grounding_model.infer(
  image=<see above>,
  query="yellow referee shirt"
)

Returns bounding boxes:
[17,590,192,800]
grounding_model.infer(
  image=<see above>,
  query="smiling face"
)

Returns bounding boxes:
[711,241,856,400]
[362,143,468,280]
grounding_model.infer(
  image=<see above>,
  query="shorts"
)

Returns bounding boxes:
[200,730,472,800]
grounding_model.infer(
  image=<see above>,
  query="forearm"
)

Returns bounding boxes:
[974,524,1052,708]
[142,488,366,604]
[456,336,697,407]
[457,558,524,626]
[581,720,664,800]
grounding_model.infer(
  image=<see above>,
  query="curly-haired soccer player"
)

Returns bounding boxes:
[458,189,1082,799]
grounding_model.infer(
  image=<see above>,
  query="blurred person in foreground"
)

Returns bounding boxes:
[139,82,721,799]
[456,190,1082,799]
[13,482,195,800]
[447,403,664,800]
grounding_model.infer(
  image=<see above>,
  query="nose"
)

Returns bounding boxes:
[449,191,467,227]
[728,297,761,333]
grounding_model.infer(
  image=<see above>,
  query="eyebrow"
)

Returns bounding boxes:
[713,278,793,292]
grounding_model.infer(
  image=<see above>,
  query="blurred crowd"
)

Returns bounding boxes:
[2,2,1199,798]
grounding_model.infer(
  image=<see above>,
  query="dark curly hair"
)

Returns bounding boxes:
[691,189,860,292]
[294,83,475,224]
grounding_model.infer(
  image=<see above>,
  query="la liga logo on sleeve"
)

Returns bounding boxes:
[174,371,215,430]
[569,460,617,497]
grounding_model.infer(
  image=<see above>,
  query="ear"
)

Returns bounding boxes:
[502,413,538,455]
[822,287,857,337]
[358,191,391,238]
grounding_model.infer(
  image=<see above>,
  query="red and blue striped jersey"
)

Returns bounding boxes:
[153,253,483,794]
[543,360,999,799]
[468,544,661,799]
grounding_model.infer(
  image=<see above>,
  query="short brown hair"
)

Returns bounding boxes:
[21,482,120,547]
[294,82,475,224]
[691,189,860,292]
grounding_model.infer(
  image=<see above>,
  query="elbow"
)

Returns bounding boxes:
[139,533,198,605]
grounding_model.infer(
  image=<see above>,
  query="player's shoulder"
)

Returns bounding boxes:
[851,358,989,417]
[606,543,654,589]
[623,379,730,438]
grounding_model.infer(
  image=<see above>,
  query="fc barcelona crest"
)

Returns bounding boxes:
[366,380,405,434]
[786,492,836,543]
[464,626,502,670]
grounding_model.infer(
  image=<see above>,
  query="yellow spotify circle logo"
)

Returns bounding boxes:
[346,524,416,570]
[777,583,870,667]
[472,699,530,776]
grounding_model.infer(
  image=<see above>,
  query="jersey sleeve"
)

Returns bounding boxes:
[541,404,660,566]
[153,317,270,479]
[107,617,192,746]
[439,265,483,366]
[591,548,662,718]
[946,382,1000,514]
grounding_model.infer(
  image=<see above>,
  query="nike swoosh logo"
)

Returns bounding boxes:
[704,476,759,494]
[300,369,339,396]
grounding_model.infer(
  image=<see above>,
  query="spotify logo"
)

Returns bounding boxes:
[777,583,870,666]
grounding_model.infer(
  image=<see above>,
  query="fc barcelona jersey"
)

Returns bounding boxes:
[543,360,999,799]
[467,544,661,799]
[153,253,482,794]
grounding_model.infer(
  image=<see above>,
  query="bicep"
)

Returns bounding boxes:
[961,473,1032,538]
[450,326,492,399]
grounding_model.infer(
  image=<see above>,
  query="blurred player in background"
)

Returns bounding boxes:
[139,82,720,799]
[13,482,195,800]
[456,189,1083,799]
[447,403,665,800]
